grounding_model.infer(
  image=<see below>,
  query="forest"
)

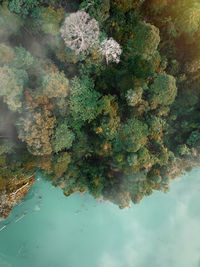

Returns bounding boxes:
[0,0,200,212]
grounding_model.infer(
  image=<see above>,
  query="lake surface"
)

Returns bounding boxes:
[0,169,200,267]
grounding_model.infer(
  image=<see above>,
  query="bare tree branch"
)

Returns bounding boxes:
[60,11,99,55]
[99,38,122,65]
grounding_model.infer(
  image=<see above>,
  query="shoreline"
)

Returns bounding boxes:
[0,174,35,220]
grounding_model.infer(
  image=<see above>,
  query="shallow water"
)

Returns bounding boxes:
[0,169,200,267]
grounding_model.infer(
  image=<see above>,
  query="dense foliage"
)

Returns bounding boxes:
[1,0,200,209]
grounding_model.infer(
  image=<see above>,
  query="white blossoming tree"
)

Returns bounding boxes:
[99,37,122,64]
[60,11,99,55]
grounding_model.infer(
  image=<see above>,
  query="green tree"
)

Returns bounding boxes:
[115,118,149,153]
[42,71,69,98]
[40,6,64,35]
[0,140,15,155]
[8,0,42,18]
[126,87,143,106]
[186,130,200,147]
[53,122,75,153]
[0,65,27,111]
[53,152,71,178]
[132,22,160,57]
[147,115,166,141]
[69,76,101,123]
[17,109,56,156]
[177,144,190,155]
[148,74,177,108]
[13,47,34,70]
[80,0,110,25]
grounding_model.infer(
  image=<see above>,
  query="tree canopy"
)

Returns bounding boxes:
[0,0,200,212]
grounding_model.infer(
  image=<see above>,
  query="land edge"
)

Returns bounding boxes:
[0,174,35,220]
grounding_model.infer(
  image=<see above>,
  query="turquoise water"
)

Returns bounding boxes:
[0,169,200,267]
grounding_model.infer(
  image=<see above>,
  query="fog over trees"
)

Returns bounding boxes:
[1,0,200,211]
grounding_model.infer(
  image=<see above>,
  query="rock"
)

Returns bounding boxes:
[0,174,35,219]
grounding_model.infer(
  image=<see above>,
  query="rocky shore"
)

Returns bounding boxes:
[0,175,35,219]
